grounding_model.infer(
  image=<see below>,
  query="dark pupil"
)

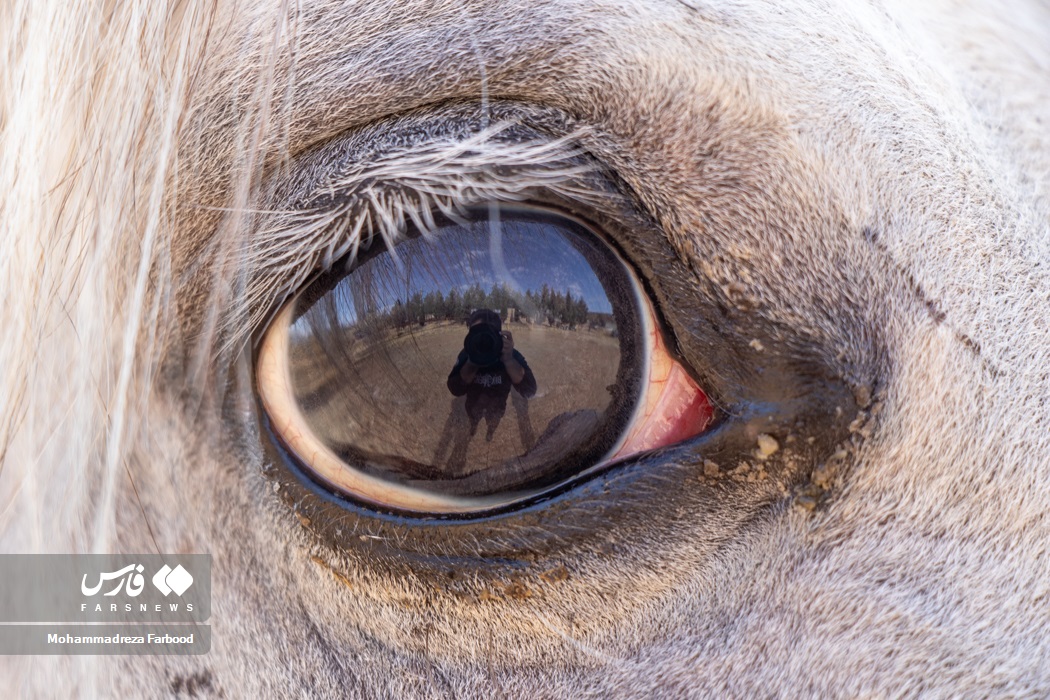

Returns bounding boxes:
[287,206,641,501]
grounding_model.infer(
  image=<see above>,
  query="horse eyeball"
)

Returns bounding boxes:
[256,205,714,515]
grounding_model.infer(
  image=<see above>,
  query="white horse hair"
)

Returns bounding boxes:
[2,0,1049,696]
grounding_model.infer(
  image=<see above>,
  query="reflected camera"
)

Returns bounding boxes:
[465,323,504,366]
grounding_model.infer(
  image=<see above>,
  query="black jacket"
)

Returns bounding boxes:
[447,349,537,418]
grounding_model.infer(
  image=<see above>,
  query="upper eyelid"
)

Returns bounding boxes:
[233,122,609,349]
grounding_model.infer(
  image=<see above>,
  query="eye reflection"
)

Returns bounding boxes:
[444,308,540,471]
[284,206,638,501]
[257,205,713,514]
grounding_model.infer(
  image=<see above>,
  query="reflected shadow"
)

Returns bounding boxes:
[432,389,536,479]
[433,396,470,476]
[512,390,535,452]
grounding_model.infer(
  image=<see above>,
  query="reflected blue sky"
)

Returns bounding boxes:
[297,215,615,330]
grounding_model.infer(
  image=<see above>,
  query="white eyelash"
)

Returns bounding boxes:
[224,122,607,353]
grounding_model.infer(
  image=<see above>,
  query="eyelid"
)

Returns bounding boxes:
[257,212,715,517]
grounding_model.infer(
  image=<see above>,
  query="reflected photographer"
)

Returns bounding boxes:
[447,309,537,442]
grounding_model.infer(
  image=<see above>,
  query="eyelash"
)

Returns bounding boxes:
[240,124,603,343]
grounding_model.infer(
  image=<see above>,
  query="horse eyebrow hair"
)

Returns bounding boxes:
[213,124,607,357]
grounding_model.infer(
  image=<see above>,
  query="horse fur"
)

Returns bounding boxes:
[2,0,1049,696]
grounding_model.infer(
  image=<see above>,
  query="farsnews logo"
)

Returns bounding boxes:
[81,564,146,597]
[0,554,208,626]
[81,564,194,598]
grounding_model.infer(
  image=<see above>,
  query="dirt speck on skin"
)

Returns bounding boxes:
[749,339,765,351]
[310,555,354,591]
[853,383,873,409]
[755,434,779,459]
[796,417,872,513]
[703,460,720,477]
[503,581,532,600]
[729,462,752,482]
[723,281,754,311]
[540,565,570,584]
[811,463,836,490]
[796,493,818,511]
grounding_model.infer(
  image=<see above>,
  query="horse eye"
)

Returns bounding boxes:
[256,205,714,515]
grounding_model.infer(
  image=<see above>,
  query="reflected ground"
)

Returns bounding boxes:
[291,321,620,492]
